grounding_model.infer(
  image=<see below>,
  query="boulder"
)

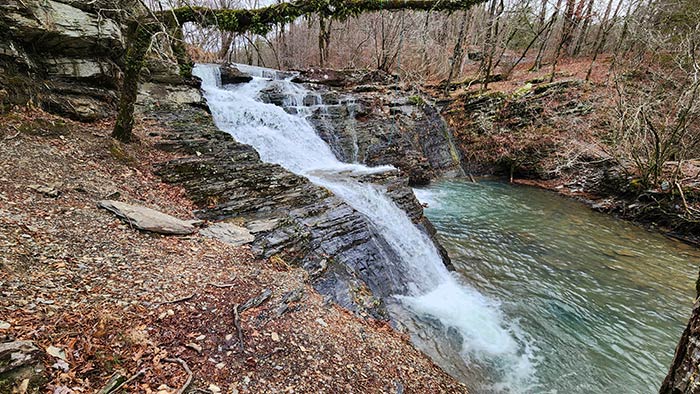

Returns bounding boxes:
[97,200,197,235]
[292,68,349,87]
[220,65,253,85]
[138,83,204,108]
[200,223,255,247]
[246,219,279,234]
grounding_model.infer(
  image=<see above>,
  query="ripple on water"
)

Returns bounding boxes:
[414,179,700,393]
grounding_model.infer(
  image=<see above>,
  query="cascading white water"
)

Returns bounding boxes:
[193,63,536,392]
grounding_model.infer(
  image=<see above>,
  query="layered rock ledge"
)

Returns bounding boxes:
[150,101,451,318]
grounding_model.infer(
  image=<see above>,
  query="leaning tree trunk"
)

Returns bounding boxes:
[660,268,700,394]
[112,20,159,143]
[112,0,486,143]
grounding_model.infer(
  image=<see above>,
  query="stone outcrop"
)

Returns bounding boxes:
[220,64,253,85]
[442,79,594,177]
[0,340,45,394]
[0,0,133,120]
[151,104,450,318]
[261,69,465,186]
[200,222,255,246]
[0,0,201,121]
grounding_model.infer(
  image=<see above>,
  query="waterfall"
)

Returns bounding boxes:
[193,64,536,393]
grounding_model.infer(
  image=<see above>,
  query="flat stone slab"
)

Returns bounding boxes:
[200,223,255,246]
[97,200,196,235]
[246,219,279,234]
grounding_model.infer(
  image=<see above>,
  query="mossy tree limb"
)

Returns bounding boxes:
[165,0,485,36]
[112,0,486,142]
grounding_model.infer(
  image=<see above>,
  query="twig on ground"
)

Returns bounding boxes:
[158,293,196,306]
[233,303,244,352]
[238,289,272,313]
[107,369,146,394]
[4,125,20,140]
[231,289,272,352]
[4,132,20,140]
[207,282,236,288]
[164,358,193,394]
[676,181,691,214]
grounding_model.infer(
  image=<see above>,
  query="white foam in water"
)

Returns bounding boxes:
[412,187,445,210]
[400,281,538,393]
[193,63,537,392]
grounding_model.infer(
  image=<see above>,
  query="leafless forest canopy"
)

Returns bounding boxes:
[140,0,698,190]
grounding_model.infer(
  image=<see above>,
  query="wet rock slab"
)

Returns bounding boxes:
[220,64,253,85]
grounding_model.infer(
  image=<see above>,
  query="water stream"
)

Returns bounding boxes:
[191,64,697,393]
[415,179,700,393]
[193,64,534,392]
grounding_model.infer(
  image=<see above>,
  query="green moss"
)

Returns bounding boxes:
[512,82,533,98]
[166,0,485,36]
[407,95,425,106]
[18,118,70,137]
[109,140,137,165]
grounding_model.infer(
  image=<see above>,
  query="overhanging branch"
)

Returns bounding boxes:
[165,0,485,35]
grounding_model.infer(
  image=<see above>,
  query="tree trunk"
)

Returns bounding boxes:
[481,0,502,91]
[218,32,235,60]
[532,0,563,71]
[318,17,332,67]
[609,0,636,74]
[444,10,471,95]
[112,20,157,143]
[660,268,700,394]
[571,0,594,56]
[549,0,578,82]
[585,0,619,80]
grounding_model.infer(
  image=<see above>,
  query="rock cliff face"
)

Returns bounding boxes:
[0,0,131,119]
[0,0,201,121]
[442,79,595,178]
[264,68,465,185]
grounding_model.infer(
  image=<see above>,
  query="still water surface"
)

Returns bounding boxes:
[414,179,700,393]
